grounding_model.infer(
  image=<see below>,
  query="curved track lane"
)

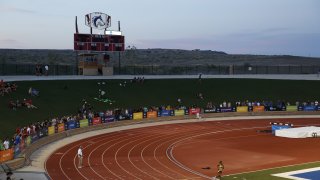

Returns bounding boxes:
[46,118,320,179]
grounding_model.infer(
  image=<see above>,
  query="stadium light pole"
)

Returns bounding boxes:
[118,21,121,74]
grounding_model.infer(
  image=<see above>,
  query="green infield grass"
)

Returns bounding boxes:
[1,78,320,138]
[223,161,320,180]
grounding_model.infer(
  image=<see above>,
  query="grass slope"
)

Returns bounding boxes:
[1,78,320,138]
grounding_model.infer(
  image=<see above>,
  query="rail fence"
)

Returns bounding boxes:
[1,64,320,75]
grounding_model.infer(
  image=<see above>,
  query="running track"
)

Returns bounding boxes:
[45,118,320,179]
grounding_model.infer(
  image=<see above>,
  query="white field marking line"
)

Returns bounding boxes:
[101,127,180,180]
[65,134,116,180]
[100,131,158,180]
[118,127,185,179]
[128,133,169,180]
[166,126,269,179]
[45,131,113,179]
[272,167,320,180]
[125,125,198,179]
[141,123,209,179]
[72,134,118,180]
[140,126,197,180]
[102,133,147,180]
[152,123,231,179]
[124,134,161,180]
[87,133,127,180]
[41,115,320,172]
[118,125,190,179]
[152,124,213,179]
[174,133,269,147]
[44,117,320,179]
[113,132,161,179]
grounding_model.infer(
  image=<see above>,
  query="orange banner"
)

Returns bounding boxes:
[253,106,265,112]
[0,148,14,163]
[57,123,65,133]
[147,111,157,118]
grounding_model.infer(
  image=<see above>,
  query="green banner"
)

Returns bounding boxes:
[286,105,297,111]
[174,109,185,116]
[80,119,89,127]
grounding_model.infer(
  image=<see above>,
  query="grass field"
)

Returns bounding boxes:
[224,161,320,180]
[1,78,320,138]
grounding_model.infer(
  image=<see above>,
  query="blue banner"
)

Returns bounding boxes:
[105,115,115,122]
[68,120,77,129]
[265,106,286,111]
[159,110,173,116]
[217,107,236,113]
[304,105,316,111]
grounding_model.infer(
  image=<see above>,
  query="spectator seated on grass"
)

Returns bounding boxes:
[28,87,39,96]
[0,80,17,96]
[22,99,37,109]
[9,100,17,110]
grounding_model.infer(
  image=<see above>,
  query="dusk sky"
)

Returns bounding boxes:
[0,0,319,57]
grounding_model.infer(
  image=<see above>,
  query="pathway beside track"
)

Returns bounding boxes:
[2,74,320,82]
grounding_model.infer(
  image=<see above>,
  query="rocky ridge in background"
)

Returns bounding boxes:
[0,48,320,66]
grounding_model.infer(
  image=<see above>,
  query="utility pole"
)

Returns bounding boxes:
[118,21,121,74]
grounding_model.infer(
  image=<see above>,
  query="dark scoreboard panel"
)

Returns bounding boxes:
[74,33,125,52]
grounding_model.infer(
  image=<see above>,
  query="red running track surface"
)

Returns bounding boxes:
[45,118,320,179]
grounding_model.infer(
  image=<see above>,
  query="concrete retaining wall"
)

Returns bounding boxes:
[4,111,320,170]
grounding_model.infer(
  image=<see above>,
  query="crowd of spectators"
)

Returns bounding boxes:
[2,97,320,155]
[9,98,37,110]
[35,64,49,76]
[0,79,17,96]
[8,86,38,110]
[131,76,145,84]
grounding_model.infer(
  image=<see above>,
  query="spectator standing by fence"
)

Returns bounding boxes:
[3,138,9,150]
[45,65,49,76]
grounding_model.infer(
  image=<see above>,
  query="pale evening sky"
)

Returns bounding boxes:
[0,0,319,57]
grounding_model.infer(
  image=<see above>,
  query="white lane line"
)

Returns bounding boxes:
[166,126,268,179]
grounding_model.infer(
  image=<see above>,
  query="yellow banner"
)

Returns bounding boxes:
[48,126,55,135]
[174,109,185,116]
[133,112,143,120]
[286,105,297,111]
[80,119,89,127]
[236,106,248,112]
[26,136,32,146]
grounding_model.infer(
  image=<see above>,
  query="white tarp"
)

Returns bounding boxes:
[275,126,320,138]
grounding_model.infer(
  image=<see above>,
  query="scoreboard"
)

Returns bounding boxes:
[74,33,125,52]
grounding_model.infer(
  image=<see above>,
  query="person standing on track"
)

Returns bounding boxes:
[77,146,83,168]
